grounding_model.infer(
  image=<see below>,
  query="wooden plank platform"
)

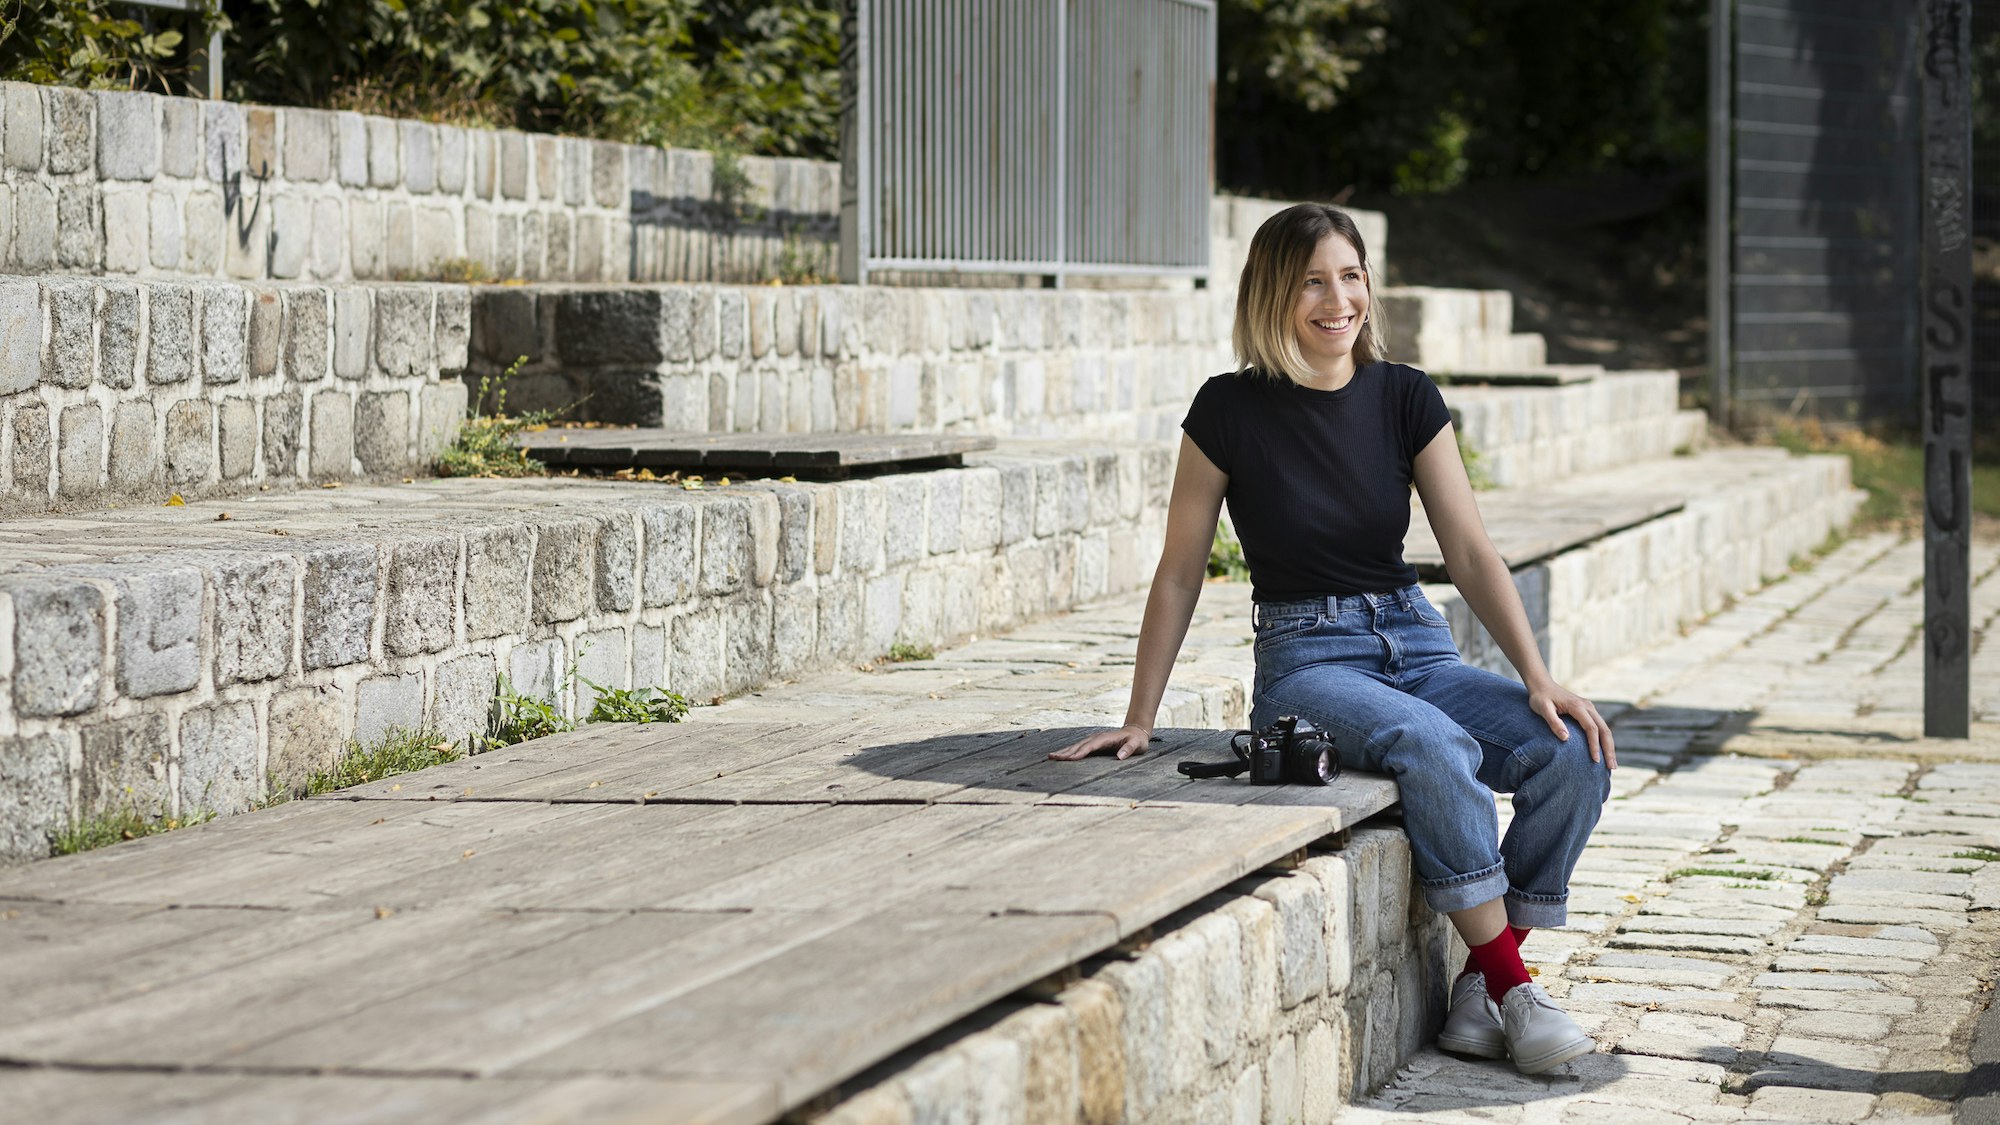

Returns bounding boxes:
[0,722,1399,1124]
[1429,365,1602,386]
[516,429,997,475]
[1405,490,1684,578]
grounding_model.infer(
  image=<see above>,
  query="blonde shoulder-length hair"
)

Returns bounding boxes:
[1231,203,1388,384]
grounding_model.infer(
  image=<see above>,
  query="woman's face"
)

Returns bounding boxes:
[1291,233,1370,374]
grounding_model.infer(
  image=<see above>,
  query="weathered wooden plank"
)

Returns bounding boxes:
[1406,492,1684,574]
[517,429,997,471]
[505,905,1117,1110]
[0,1068,778,1125]
[1432,366,1601,385]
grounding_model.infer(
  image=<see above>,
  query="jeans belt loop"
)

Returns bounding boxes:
[1324,595,1339,619]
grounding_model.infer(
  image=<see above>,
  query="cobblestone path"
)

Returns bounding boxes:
[1345,531,2000,1124]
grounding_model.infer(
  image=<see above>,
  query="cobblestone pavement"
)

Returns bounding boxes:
[1344,531,2000,1124]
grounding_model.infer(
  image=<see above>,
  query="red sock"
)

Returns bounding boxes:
[1460,926,1532,978]
[1463,928,1533,1005]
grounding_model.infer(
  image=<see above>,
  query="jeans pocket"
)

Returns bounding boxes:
[1411,598,1451,629]
[1253,613,1318,648]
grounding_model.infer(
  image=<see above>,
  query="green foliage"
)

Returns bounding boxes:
[1457,430,1492,490]
[1952,848,2000,864]
[886,643,934,663]
[434,357,553,479]
[220,0,838,158]
[1768,421,2000,534]
[1207,522,1252,582]
[584,680,690,723]
[0,0,205,92]
[302,729,462,796]
[488,674,576,749]
[52,806,215,856]
[1668,867,1779,882]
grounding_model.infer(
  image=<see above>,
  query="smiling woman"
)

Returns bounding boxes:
[1051,201,1616,1076]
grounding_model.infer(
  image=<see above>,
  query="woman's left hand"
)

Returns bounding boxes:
[1528,682,1616,770]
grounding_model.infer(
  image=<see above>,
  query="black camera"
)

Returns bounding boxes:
[1177,715,1339,786]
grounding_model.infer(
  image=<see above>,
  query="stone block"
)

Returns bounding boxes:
[200,284,248,384]
[0,280,37,394]
[44,279,94,388]
[180,189,222,273]
[434,125,468,194]
[283,108,332,181]
[45,86,92,174]
[573,627,629,714]
[57,183,101,269]
[531,518,594,623]
[269,685,346,793]
[209,554,294,685]
[311,197,342,277]
[95,91,157,180]
[555,289,669,365]
[815,577,859,663]
[10,181,55,271]
[641,502,697,608]
[670,608,724,703]
[631,623,668,688]
[591,512,638,613]
[56,402,102,499]
[435,288,471,373]
[246,289,281,378]
[161,99,200,178]
[700,499,753,596]
[309,390,353,478]
[179,702,259,815]
[0,732,69,862]
[164,400,212,485]
[417,381,466,463]
[217,399,256,480]
[261,392,301,477]
[838,480,885,576]
[3,83,43,171]
[109,567,202,700]
[432,652,494,752]
[356,390,410,472]
[8,577,105,717]
[147,284,195,385]
[93,283,138,390]
[400,122,436,193]
[334,111,367,186]
[201,101,243,182]
[354,673,423,748]
[379,534,457,657]
[108,400,157,489]
[999,463,1034,544]
[347,199,385,279]
[286,284,328,380]
[244,107,276,178]
[374,287,432,377]
[78,715,168,819]
[464,524,532,639]
[268,192,309,279]
[507,637,566,708]
[499,131,528,200]
[328,288,368,379]
[102,187,147,272]
[9,402,49,500]
[1299,1021,1340,1125]
[722,596,772,693]
[1251,873,1329,1009]
[862,572,902,656]
[882,477,926,565]
[366,116,399,187]
[302,543,376,670]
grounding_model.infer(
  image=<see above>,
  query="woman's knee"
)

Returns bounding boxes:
[1523,722,1612,802]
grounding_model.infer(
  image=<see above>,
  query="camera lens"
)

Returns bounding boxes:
[1311,744,1334,784]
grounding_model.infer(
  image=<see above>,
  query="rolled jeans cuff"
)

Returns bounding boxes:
[1505,891,1568,929]
[1419,863,1510,916]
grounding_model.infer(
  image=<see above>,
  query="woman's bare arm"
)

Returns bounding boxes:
[1049,435,1229,760]
[1413,423,1617,767]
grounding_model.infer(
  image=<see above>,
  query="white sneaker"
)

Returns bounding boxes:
[1499,982,1594,1074]
[1437,972,1506,1059]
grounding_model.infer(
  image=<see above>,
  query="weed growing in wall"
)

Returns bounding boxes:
[435,356,554,478]
[300,729,463,796]
[52,806,216,857]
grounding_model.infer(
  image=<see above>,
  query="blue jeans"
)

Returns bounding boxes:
[1249,585,1609,927]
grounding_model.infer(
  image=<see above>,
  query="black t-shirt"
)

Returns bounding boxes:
[1180,363,1453,601]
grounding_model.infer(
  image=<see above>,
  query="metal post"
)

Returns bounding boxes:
[1053,0,1067,289]
[1707,0,1731,429]
[838,0,869,284]
[1919,0,1973,738]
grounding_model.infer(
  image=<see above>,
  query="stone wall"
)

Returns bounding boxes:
[474,283,1234,441]
[0,82,836,286]
[819,828,1456,1124]
[0,274,468,513]
[1446,372,1705,489]
[0,443,1171,862]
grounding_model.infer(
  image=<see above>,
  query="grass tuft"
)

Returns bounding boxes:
[886,643,936,663]
[1668,866,1779,882]
[52,807,216,857]
[434,357,555,479]
[1769,420,2000,534]
[1777,836,1844,847]
[302,729,462,797]
[1950,848,2000,863]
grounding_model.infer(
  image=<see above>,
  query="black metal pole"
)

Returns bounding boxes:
[1708,0,1732,429]
[1920,0,1974,739]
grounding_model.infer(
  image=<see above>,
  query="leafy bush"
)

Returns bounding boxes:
[584,680,690,724]
[488,675,576,748]
[0,0,204,92]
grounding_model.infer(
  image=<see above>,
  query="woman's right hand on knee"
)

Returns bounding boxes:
[1049,725,1153,761]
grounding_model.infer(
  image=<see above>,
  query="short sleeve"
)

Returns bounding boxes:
[1403,368,1452,456]
[1181,375,1235,474]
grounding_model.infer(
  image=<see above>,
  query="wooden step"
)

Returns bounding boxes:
[517,428,997,476]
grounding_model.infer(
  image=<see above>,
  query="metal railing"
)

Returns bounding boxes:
[839,0,1215,286]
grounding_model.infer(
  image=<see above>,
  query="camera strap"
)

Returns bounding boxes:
[1177,758,1250,779]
